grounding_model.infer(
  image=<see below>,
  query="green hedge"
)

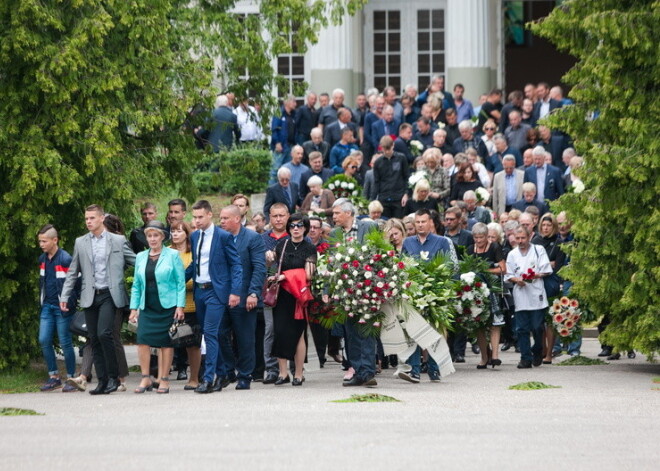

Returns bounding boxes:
[194,145,271,195]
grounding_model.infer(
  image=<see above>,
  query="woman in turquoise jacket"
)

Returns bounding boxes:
[129,221,185,393]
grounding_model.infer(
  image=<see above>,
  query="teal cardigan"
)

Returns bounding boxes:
[130,246,186,310]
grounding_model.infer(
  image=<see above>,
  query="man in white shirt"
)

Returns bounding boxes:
[504,226,552,368]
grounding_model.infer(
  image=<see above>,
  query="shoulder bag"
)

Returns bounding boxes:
[262,240,288,308]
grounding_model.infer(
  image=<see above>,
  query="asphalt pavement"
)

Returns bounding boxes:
[1,338,658,471]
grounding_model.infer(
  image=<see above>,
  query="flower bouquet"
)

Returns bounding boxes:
[521,268,536,283]
[549,296,583,342]
[408,170,430,189]
[323,231,411,336]
[324,174,369,215]
[453,271,491,334]
[410,139,424,157]
[475,187,491,205]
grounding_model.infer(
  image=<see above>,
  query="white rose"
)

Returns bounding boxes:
[420,251,429,261]
[356,290,362,296]
[364,272,373,279]
[352,300,358,305]
[341,182,348,188]
[361,246,368,251]
[573,180,585,193]
[382,267,389,274]
[348,280,355,285]
[392,288,398,295]
[376,282,384,288]
[364,314,371,320]
[348,183,355,190]
[348,248,355,255]
[337,280,343,286]
[392,275,398,281]
[329,183,335,190]
[352,270,359,277]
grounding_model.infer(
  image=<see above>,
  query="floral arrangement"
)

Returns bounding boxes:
[408,170,430,189]
[401,252,456,332]
[550,296,583,341]
[453,271,491,333]
[322,231,411,336]
[521,268,536,283]
[324,174,360,198]
[410,139,424,157]
[475,187,490,205]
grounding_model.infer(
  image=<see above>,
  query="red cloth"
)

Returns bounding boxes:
[281,269,314,320]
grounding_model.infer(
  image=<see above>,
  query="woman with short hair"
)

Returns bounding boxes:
[405,178,440,213]
[300,175,335,224]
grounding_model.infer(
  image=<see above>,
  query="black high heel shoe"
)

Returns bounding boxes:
[274,376,290,385]
[476,363,488,370]
[292,378,303,386]
[489,358,502,368]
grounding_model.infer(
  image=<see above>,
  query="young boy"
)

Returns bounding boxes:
[38,224,79,392]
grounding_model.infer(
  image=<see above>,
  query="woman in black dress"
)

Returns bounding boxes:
[532,212,565,364]
[467,223,506,369]
[405,178,440,214]
[450,162,483,204]
[269,214,317,386]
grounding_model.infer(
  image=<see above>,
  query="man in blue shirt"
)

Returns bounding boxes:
[400,209,457,383]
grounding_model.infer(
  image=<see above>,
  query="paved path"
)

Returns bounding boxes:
[1,338,658,471]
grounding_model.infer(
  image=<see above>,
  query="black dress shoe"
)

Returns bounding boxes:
[220,377,231,389]
[194,381,214,394]
[274,376,290,385]
[212,378,224,392]
[236,379,250,390]
[103,378,120,394]
[292,378,303,386]
[343,377,365,387]
[89,381,108,395]
[627,351,636,359]
[598,347,612,357]
[532,357,543,367]
[517,360,532,369]
[471,344,480,355]
[501,342,512,351]
[607,353,621,360]
[262,372,278,384]
[177,370,188,381]
[454,354,465,363]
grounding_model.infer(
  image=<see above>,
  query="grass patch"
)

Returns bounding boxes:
[557,355,608,366]
[653,377,660,384]
[0,407,43,416]
[0,364,48,394]
[509,381,561,391]
[332,393,401,403]
[128,365,142,373]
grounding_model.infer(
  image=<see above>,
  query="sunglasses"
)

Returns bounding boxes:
[289,222,305,229]
[349,165,358,169]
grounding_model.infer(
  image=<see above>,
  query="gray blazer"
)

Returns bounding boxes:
[330,218,377,244]
[492,168,524,217]
[60,232,136,309]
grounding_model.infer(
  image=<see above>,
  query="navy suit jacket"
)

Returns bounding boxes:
[233,226,267,308]
[263,182,300,217]
[323,121,358,149]
[371,119,401,150]
[532,99,562,126]
[208,106,240,151]
[523,164,565,202]
[186,226,243,303]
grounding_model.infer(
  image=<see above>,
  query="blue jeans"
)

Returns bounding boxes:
[406,346,438,376]
[553,336,582,355]
[345,321,376,381]
[39,304,76,377]
[515,309,546,363]
[195,288,226,383]
[219,306,257,381]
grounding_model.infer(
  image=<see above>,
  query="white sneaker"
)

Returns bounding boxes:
[66,376,87,391]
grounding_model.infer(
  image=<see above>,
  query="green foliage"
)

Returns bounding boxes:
[508,382,561,391]
[217,146,272,195]
[0,364,47,394]
[0,408,43,416]
[557,355,607,366]
[530,1,660,358]
[0,0,365,371]
[332,393,400,403]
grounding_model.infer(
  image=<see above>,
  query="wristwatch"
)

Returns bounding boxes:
[248,293,258,299]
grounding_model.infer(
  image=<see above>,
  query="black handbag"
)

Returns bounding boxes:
[169,321,201,348]
[69,310,88,337]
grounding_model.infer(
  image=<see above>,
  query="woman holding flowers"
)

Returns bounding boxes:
[269,214,317,386]
[467,223,506,368]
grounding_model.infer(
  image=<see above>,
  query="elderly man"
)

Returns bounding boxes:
[504,110,531,152]
[370,105,400,150]
[282,145,309,189]
[302,127,330,167]
[294,91,318,145]
[505,226,552,368]
[489,134,523,173]
[523,146,565,203]
[412,116,434,150]
[383,85,404,123]
[318,88,354,130]
[328,199,378,387]
[453,120,489,162]
[432,128,453,155]
[263,167,300,217]
[299,151,333,200]
[324,107,358,149]
[462,191,492,224]
[492,155,525,216]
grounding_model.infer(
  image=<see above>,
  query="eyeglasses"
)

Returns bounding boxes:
[349,166,358,169]
[289,222,305,229]
[485,127,496,131]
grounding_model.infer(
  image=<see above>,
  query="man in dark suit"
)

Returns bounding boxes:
[60,204,136,395]
[323,107,358,149]
[302,128,330,167]
[299,151,333,201]
[532,82,562,126]
[538,125,568,170]
[263,167,300,218]
[187,200,243,393]
[453,120,489,162]
[524,146,565,204]
[218,205,267,390]
[488,134,523,172]
[370,105,401,150]
[294,92,318,145]
[329,199,378,387]
[208,95,240,151]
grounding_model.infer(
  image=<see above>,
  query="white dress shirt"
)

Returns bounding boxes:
[196,225,215,283]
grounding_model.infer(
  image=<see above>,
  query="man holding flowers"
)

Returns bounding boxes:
[504,226,552,368]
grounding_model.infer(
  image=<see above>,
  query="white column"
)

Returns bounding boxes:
[446,0,498,102]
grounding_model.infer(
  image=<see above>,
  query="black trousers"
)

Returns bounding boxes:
[85,290,119,381]
[253,309,266,379]
[380,199,404,219]
[309,323,329,363]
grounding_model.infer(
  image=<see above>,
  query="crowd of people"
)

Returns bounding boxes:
[37,77,622,395]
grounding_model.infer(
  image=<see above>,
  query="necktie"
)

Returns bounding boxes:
[196,230,205,277]
[283,187,291,209]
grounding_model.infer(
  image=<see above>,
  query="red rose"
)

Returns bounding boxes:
[463,285,472,292]
[364,280,372,286]
[364,265,373,271]
[372,254,382,262]
[463,308,471,315]
[377,271,385,278]
[347,288,354,294]
[475,282,482,288]
[527,268,534,274]
[356,282,363,288]
[341,263,349,270]
[456,291,463,297]
[398,262,405,269]
[352,260,360,267]
[387,250,396,257]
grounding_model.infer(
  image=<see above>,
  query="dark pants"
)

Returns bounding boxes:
[345,321,376,381]
[194,287,226,383]
[253,309,265,379]
[516,309,546,362]
[448,329,467,358]
[85,290,119,381]
[219,306,257,381]
[380,199,404,219]
[309,322,329,364]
